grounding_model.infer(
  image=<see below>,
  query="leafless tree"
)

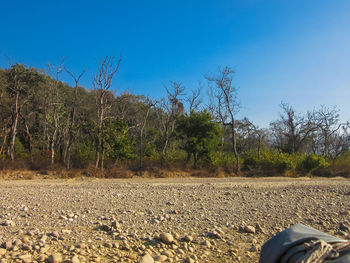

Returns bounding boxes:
[315,105,343,158]
[47,60,65,166]
[64,67,86,169]
[206,66,240,173]
[158,81,185,161]
[185,82,202,113]
[270,102,317,153]
[93,55,121,168]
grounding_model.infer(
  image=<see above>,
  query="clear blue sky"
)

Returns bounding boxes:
[1,0,349,127]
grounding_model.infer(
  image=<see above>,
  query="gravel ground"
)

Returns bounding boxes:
[0,177,349,263]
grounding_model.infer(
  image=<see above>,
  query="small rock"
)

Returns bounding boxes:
[71,256,80,263]
[2,220,15,227]
[18,254,31,263]
[22,237,30,244]
[244,225,256,234]
[339,222,349,232]
[47,253,63,263]
[184,257,195,263]
[139,254,154,263]
[184,235,193,242]
[3,240,12,249]
[159,233,174,244]
[51,231,59,238]
[0,248,6,255]
[154,255,167,262]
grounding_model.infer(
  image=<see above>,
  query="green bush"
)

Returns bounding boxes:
[301,154,328,172]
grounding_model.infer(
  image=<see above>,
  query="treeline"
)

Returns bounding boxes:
[0,56,349,177]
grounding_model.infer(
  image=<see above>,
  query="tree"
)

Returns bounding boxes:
[157,81,185,162]
[237,118,268,160]
[93,55,122,168]
[4,64,42,161]
[207,66,240,172]
[64,67,86,169]
[47,61,65,166]
[102,119,133,162]
[270,102,317,154]
[315,105,343,158]
[176,111,221,168]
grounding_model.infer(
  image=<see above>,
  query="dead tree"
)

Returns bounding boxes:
[207,66,240,173]
[158,81,185,160]
[185,83,202,113]
[64,67,86,169]
[93,55,121,169]
[47,60,65,166]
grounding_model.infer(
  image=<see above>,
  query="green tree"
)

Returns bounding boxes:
[103,119,134,162]
[176,111,221,168]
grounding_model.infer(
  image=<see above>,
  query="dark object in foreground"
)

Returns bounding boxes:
[259,224,350,263]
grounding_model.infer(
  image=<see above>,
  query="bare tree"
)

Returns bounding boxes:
[315,105,343,158]
[64,67,86,169]
[93,55,122,168]
[239,118,267,160]
[185,82,202,113]
[47,60,65,166]
[270,102,317,154]
[157,81,185,162]
[206,66,240,173]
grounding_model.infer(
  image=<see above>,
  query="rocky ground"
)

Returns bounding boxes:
[0,176,349,263]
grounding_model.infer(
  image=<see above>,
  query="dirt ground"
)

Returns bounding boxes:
[0,176,349,263]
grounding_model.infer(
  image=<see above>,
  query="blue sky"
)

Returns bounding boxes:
[1,0,349,127]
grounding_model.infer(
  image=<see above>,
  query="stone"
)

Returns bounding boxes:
[51,231,60,238]
[2,220,15,227]
[139,254,154,263]
[47,253,63,263]
[18,254,32,263]
[184,235,193,242]
[339,222,349,232]
[159,233,174,244]
[184,257,195,263]
[154,254,167,262]
[244,225,256,234]
[71,256,80,263]
[0,248,6,256]
[3,240,12,249]
[22,237,30,244]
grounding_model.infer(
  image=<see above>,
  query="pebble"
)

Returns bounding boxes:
[184,235,193,242]
[244,225,256,234]
[159,233,174,244]
[1,220,15,227]
[71,256,80,263]
[48,253,63,263]
[18,254,31,263]
[139,254,154,263]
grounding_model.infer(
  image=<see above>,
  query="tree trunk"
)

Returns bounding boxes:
[23,119,34,163]
[230,122,240,173]
[8,91,20,161]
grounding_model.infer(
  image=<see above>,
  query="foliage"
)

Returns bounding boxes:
[0,62,349,178]
[102,119,134,161]
[175,111,221,167]
[301,154,328,172]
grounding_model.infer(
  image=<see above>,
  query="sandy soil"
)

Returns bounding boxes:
[0,176,349,263]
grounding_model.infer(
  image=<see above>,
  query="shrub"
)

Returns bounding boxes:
[301,154,328,172]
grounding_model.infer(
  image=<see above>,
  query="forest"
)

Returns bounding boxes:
[1,56,349,178]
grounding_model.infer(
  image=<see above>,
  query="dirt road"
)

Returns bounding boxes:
[0,177,349,262]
